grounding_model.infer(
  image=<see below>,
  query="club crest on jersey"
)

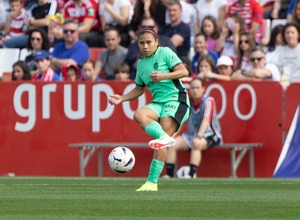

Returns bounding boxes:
[153,62,158,70]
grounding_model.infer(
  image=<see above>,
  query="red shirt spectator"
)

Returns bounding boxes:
[62,0,101,31]
[227,0,264,43]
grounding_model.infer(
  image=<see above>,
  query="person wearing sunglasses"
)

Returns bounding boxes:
[24,28,50,77]
[51,19,89,80]
[231,47,280,81]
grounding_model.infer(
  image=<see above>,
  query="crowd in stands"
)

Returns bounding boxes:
[0,0,299,87]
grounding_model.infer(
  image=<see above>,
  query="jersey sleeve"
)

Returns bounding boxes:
[163,47,182,70]
[135,59,146,87]
[251,0,263,23]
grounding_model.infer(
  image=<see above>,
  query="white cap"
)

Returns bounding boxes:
[216,56,233,67]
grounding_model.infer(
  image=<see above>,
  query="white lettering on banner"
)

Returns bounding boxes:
[64,84,85,119]
[122,83,147,119]
[205,83,257,120]
[205,84,227,119]
[234,84,257,120]
[14,84,36,132]
[92,84,114,132]
[43,84,57,119]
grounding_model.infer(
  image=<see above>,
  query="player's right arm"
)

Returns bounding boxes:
[108,85,145,105]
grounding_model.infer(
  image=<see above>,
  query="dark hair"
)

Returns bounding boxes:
[198,55,215,72]
[292,0,300,23]
[114,63,130,74]
[195,32,207,41]
[12,61,31,80]
[282,22,300,45]
[180,57,193,76]
[235,32,255,70]
[104,26,120,37]
[201,15,220,39]
[227,13,245,39]
[266,24,284,52]
[26,28,50,51]
[131,0,160,30]
[190,77,205,87]
[137,27,158,39]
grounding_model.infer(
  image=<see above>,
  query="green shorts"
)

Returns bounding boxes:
[145,101,190,129]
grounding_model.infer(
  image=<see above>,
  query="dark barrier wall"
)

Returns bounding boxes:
[0,81,298,177]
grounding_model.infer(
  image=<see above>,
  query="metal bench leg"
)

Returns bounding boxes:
[79,147,84,177]
[249,148,255,177]
[98,147,102,177]
[230,149,236,178]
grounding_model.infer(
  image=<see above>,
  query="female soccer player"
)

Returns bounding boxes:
[108,27,190,191]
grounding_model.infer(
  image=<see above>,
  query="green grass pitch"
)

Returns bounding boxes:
[0,177,300,219]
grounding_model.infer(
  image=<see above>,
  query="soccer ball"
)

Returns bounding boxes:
[108,147,135,173]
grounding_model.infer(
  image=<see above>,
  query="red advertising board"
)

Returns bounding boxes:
[0,81,290,177]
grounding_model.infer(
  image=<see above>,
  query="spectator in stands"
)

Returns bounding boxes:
[2,0,29,45]
[232,46,281,81]
[61,0,100,43]
[200,55,234,81]
[165,0,198,43]
[114,63,131,81]
[61,64,82,81]
[272,0,290,19]
[51,19,89,79]
[94,27,128,80]
[82,59,102,81]
[4,0,58,48]
[124,17,175,80]
[200,15,221,53]
[197,55,216,80]
[287,0,300,24]
[12,60,31,80]
[98,0,131,47]
[216,13,245,63]
[165,78,223,178]
[235,32,256,71]
[108,27,190,191]
[227,0,264,44]
[194,0,227,30]
[0,2,8,34]
[25,28,50,77]
[129,0,166,41]
[264,24,284,64]
[192,33,218,74]
[31,50,55,81]
[159,0,190,58]
[273,22,300,83]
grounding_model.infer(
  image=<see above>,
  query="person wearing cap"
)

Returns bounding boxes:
[61,64,82,81]
[108,27,190,191]
[231,47,281,81]
[31,50,55,81]
[199,55,233,81]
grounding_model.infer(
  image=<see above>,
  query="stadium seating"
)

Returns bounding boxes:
[19,48,31,61]
[89,47,105,62]
[271,19,287,30]
[262,19,271,41]
[0,48,20,78]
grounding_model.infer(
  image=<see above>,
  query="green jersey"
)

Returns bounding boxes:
[135,46,190,105]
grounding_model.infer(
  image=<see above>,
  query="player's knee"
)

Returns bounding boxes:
[133,109,144,123]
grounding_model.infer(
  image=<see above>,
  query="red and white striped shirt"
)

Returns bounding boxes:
[8,11,29,37]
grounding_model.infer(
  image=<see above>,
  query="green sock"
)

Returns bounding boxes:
[145,121,168,139]
[147,159,164,184]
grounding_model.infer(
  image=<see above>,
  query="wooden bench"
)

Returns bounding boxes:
[69,142,263,178]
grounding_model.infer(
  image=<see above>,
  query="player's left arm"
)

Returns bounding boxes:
[149,63,188,82]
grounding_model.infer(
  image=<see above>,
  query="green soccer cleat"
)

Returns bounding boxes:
[136,181,158,191]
